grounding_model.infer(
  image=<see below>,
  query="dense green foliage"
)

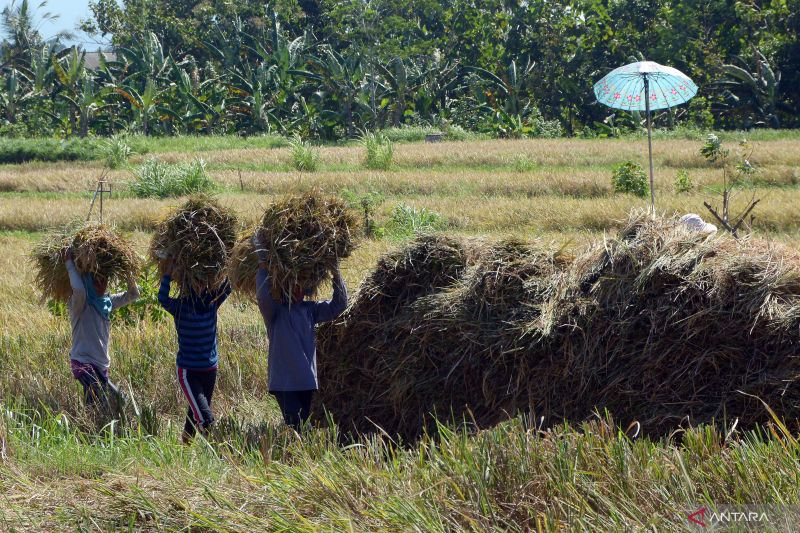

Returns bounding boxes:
[0,0,797,141]
[612,161,650,197]
[0,137,103,163]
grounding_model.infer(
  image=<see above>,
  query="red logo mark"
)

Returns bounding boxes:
[688,507,707,527]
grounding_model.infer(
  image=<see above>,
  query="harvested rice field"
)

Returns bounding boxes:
[2,134,800,531]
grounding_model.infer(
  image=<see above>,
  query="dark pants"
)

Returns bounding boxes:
[71,359,124,413]
[271,390,314,430]
[177,366,217,438]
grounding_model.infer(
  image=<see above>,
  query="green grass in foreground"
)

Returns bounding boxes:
[2,404,800,531]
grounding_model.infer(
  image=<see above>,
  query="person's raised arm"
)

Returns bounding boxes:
[254,234,276,323]
[157,259,179,315]
[111,273,140,310]
[214,278,232,308]
[313,263,348,324]
[64,247,86,310]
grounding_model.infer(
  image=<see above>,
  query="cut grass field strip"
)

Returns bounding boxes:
[3,188,799,234]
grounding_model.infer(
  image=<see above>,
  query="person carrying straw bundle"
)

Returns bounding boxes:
[253,233,348,432]
[158,260,231,442]
[65,247,139,413]
[32,223,140,414]
[151,196,237,443]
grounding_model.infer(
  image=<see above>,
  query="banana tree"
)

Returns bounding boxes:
[230,12,309,134]
[463,58,535,116]
[114,78,178,135]
[375,57,422,127]
[92,50,127,134]
[299,48,372,138]
[227,64,276,133]
[172,59,229,134]
[52,47,90,136]
[717,49,782,128]
[116,32,172,87]
[23,43,55,94]
[413,57,461,122]
[58,76,110,137]
[0,67,36,123]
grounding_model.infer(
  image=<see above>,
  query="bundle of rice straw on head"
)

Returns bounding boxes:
[32,223,140,302]
[229,191,359,302]
[149,195,238,296]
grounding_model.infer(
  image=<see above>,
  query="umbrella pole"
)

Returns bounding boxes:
[644,76,655,215]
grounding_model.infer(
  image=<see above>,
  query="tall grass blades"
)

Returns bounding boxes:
[361,131,394,170]
[288,137,320,172]
[130,158,217,198]
[102,137,133,169]
[384,203,443,239]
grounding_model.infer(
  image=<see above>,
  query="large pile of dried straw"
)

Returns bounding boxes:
[32,223,140,302]
[317,213,800,440]
[229,191,358,302]
[149,195,238,295]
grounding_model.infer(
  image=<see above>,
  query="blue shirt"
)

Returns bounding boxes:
[158,275,231,370]
[257,268,347,391]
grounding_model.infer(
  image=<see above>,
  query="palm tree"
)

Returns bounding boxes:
[1,0,72,69]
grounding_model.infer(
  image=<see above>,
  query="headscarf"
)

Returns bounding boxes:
[82,273,112,320]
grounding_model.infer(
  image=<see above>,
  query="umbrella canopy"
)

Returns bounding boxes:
[594,61,698,111]
[593,61,697,213]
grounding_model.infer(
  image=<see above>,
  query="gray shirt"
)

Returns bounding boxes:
[66,259,139,369]
[256,267,347,391]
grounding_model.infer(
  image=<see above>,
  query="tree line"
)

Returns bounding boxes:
[0,0,797,140]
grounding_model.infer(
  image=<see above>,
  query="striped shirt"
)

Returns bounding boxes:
[158,275,231,370]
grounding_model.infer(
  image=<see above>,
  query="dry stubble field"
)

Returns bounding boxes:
[2,135,800,531]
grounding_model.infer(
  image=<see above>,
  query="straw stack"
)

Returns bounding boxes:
[149,195,238,295]
[316,213,800,441]
[32,223,140,302]
[229,191,358,302]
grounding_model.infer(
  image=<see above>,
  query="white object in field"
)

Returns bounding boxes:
[680,213,717,234]
[154,250,170,260]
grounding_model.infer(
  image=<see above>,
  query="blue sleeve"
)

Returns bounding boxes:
[256,267,276,323]
[214,279,232,308]
[312,270,348,324]
[157,275,178,315]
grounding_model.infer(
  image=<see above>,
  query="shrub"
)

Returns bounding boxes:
[103,137,133,169]
[700,133,727,163]
[130,158,217,198]
[528,107,564,138]
[288,136,320,171]
[510,155,536,172]
[361,131,394,170]
[674,170,693,193]
[341,189,386,238]
[384,203,442,239]
[612,161,649,198]
[111,264,169,324]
